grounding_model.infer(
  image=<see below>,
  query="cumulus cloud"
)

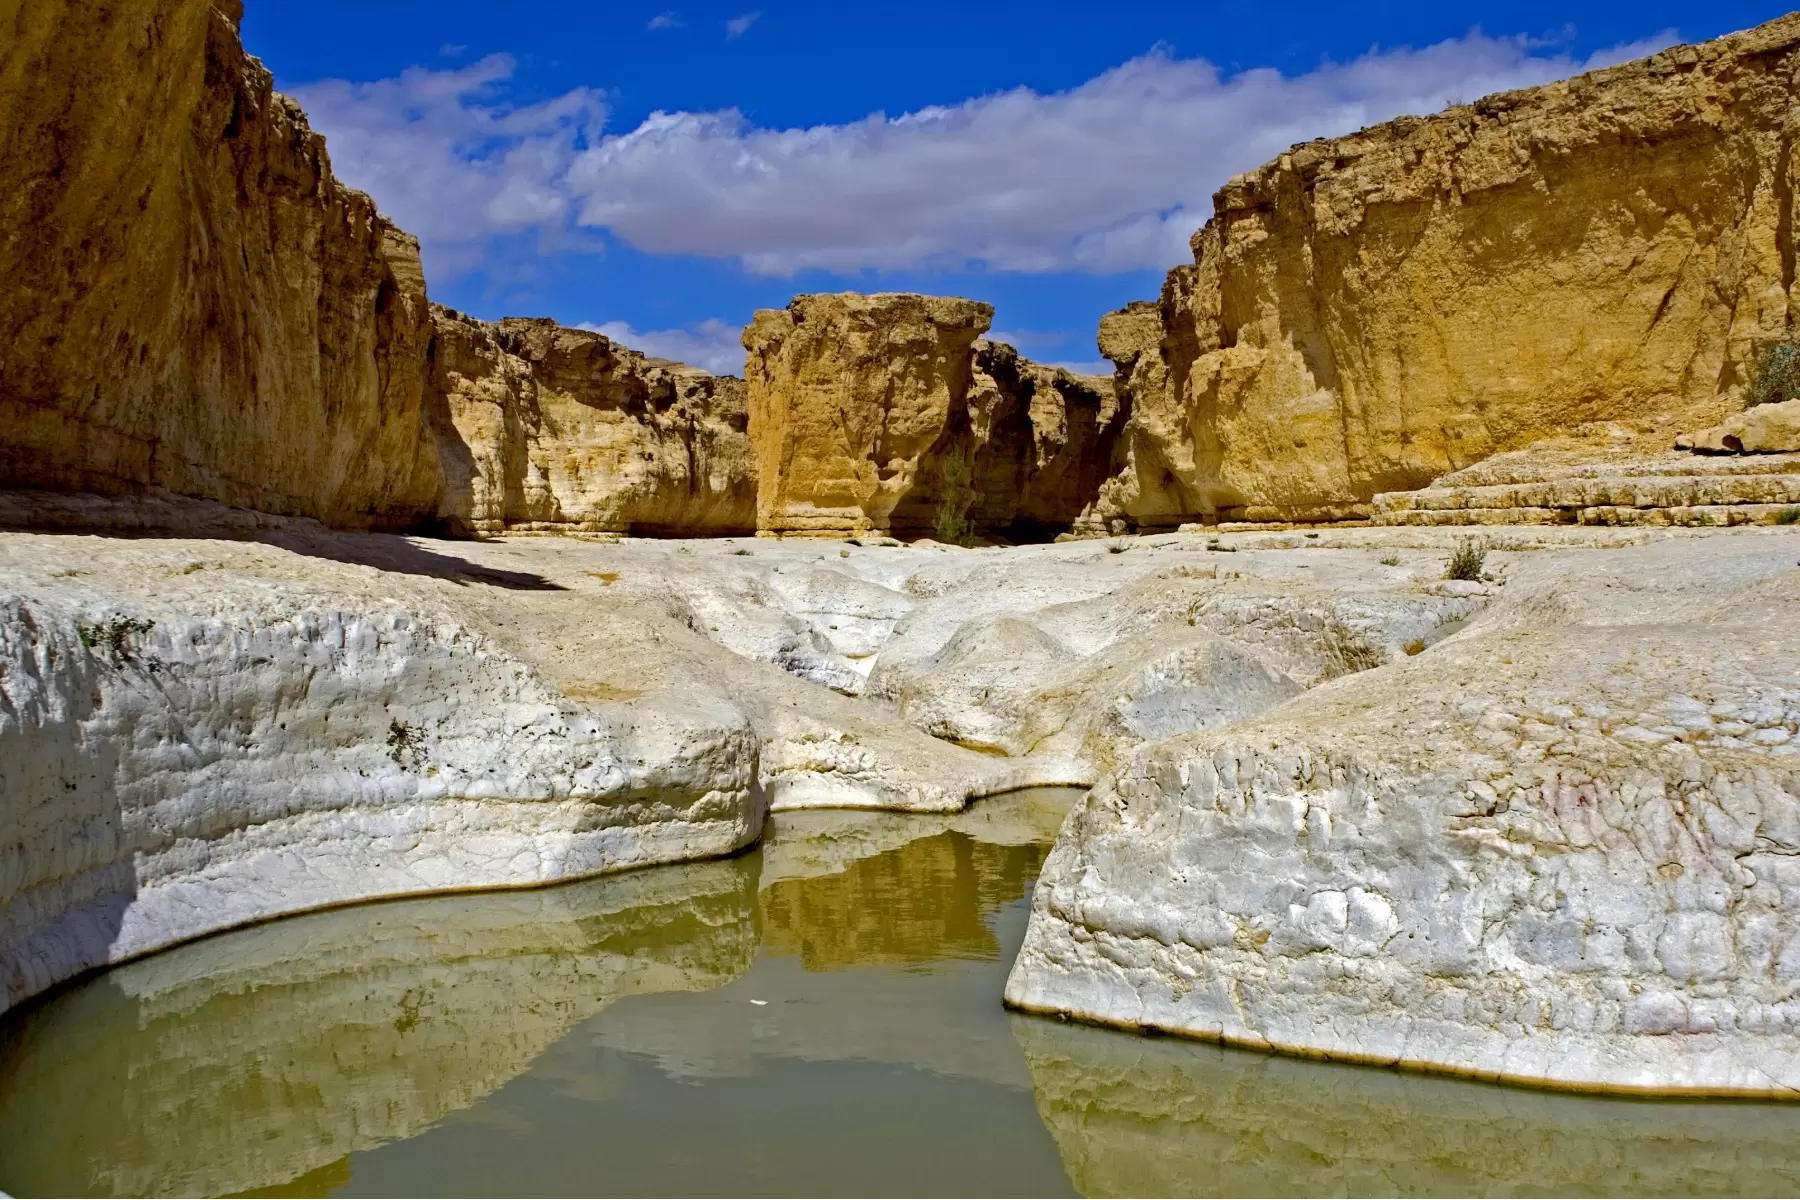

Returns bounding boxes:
[296,30,1675,281]
[288,56,606,275]
[725,12,760,38]
[579,318,747,375]
[648,11,682,31]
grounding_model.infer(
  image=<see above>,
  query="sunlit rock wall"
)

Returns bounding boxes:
[430,309,757,536]
[0,0,442,528]
[1094,15,1800,528]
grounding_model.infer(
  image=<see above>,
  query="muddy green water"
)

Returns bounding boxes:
[2,787,1799,1198]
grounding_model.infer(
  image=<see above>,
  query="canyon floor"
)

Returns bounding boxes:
[3,505,1798,1094]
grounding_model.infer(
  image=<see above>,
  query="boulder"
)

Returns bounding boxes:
[1007,534,1800,1094]
[1681,399,1800,455]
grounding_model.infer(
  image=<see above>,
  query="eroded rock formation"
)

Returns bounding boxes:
[744,293,1119,538]
[0,0,441,528]
[1007,533,1800,1094]
[1093,15,1800,529]
[429,308,756,536]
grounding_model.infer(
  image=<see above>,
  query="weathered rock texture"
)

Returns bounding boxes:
[1008,532,1800,1095]
[0,0,441,528]
[429,308,756,536]
[1094,15,1800,530]
[744,293,1119,538]
[1374,445,1800,526]
[1682,398,1800,454]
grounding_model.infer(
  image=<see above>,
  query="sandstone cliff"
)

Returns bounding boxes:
[1095,14,1800,528]
[429,308,755,536]
[0,0,441,528]
[744,293,1119,538]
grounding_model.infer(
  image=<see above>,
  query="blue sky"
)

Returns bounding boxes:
[244,1,1789,373]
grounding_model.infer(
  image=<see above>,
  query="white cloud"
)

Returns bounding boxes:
[578,318,747,375]
[293,30,1676,281]
[725,12,760,38]
[288,56,606,276]
[1043,360,1115,378]
[648,11,682,31]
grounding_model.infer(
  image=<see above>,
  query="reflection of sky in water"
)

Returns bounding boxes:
[3,786,1799,1198]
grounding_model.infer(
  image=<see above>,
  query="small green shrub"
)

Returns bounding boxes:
[76,615,155,666]
[1107,538,1129,554]
[933,455,973,546]
[1744,341,1800,410]
[1773,506,1800,525]
[1378,554,1402,567]
[1444,537,1488,581]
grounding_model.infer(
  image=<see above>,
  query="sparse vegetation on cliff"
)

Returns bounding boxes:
[1444,538,1487,581]
[1745,341,1800,410]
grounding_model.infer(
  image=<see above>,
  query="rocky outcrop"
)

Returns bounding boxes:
[743,293,1119,538]
[0,0,441,528]
[1373,446,1800,526]
[1092,15,1800,530]
[1681,399,1800,454]
[1007,532,1800,1094]
[429,308,756,536]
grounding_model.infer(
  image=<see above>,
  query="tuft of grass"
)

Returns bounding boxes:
[1378,554,1402,567]
[387,719,426,768]
[1745,341,1800,410]
[1444,537,1488,581]
[733,547,752,555]
[76,615,155,666]
[1107,538,1130,554]
[1774,506,1800,525]
[1319,620,1385,679]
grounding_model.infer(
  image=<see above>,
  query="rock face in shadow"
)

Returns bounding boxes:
[1091,15,1800,530]
[0,0,441,529]
[1006,533,1800,1094]
[429,308,756,536]
[744,293,1119,538]
[1014,1016,1800,1197]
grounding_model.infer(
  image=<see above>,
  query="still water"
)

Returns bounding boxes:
[2,788,1799,1198]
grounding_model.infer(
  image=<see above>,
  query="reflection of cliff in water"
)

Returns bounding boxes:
[1014,1016,1800,1198]
[760,832,1048,970]
[0,859,759,1198]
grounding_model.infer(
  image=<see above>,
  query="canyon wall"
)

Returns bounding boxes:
[744,293,1119,538]
[429,309,755,536]
[1094,14,1800,528]
[0,0,441,528]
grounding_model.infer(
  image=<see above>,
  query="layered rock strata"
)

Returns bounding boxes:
[1374,447,1800,526]
[744,293,1119,538]
[429,308,755,536]
[1007,531,1800,1094]
[1091,15,1800,530]
[0,0,441,528]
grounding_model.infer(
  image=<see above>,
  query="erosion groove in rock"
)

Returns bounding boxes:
[0,0,441,528]
[1006,532,1800,1095]
[1091,14,1800,530]
[744,293,1120,538]
[429,308,756,537]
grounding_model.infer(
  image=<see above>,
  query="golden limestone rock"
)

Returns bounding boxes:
[744,293,1120,539]
[428,308,755,536]
[0,0,440,528]
[1680,399,1800,454]
[1094,14,1800,530]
